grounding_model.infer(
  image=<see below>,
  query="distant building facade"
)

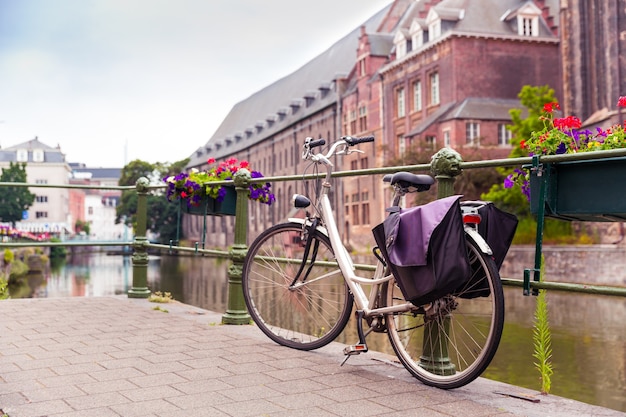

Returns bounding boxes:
[69,165,126,241]
[0,137,73,235]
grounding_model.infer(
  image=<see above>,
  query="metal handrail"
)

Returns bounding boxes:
[1,148,625,309]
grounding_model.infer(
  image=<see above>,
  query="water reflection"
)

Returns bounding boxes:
[17,253,626,412]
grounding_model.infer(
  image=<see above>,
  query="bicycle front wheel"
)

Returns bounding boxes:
[242,222,353,350]
[385,236,504,389]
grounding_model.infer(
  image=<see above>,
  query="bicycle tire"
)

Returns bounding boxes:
[242,222,354,350]
[385,235,504,389]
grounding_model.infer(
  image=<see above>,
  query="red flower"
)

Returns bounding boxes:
[240,160,250,169]
[554,115,582,130]
[207,157,215,164]
[543,102,560,113]
[618,96,626,107]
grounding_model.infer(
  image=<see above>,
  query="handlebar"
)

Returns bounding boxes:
[303,135,374,162]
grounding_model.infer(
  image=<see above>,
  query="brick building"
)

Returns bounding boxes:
[185,0,569,250]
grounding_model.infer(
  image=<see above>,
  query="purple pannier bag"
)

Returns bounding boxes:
[373,195,470,306]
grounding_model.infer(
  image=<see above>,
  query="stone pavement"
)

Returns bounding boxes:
[0,297,623,417]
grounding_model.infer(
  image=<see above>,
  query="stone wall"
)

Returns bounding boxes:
[500,244,626,287]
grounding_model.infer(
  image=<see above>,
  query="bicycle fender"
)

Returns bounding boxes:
[464,227,493,256]
[287,218,329,237]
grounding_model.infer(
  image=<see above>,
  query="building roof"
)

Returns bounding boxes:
[407,98,526,137]
[187,4,393,168]
[72,167,122,180]
[0,137,66,163]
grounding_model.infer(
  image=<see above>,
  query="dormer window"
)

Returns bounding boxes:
[16,149,27,162]
[518,15,538,36]
[409,19,425,49]
[255,121,264,132]
[501,2,542,37]
[304,92,316,107]
[33,149,44,162]
[393,29,410,59]
[290,99,302,112]
[428,20,441,40]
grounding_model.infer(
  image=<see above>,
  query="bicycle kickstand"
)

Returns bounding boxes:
[340,310,369,366]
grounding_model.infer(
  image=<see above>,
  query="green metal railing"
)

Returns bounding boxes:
[2,148,626,323]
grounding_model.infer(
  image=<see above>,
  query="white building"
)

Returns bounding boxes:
[0,137,73,235]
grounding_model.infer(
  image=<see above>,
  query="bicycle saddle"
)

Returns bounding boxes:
[383,171,434,192]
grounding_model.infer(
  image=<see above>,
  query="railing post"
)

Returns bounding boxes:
[419,148,464,374]
[222,169,252,324]
[128,177,151,298]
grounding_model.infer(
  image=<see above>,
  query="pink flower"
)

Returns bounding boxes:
[618,96,626,107]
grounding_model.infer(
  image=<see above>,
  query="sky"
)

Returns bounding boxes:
[0,0,392,168]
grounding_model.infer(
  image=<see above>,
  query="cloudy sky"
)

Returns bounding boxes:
[0,0,391,168]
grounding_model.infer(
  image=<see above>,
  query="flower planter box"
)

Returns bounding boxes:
[530,156,626,222]
[181,186,237,216]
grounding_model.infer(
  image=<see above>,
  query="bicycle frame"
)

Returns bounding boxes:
[293,140,418,319]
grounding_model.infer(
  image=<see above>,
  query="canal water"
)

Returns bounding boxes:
[13,251,626,413]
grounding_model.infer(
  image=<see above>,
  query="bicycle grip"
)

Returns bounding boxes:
[306,138,326,148]
[343,136,375,146]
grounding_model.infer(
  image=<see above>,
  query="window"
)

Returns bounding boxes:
[350,160,358,171]
[412,80,422,111]
[35,195,48,203]
[412,31,423,49]
[88,206,93,215]
[466,122,480,145]
[361,203,370,225]
[352,204,360,225]
[498,123,513,146]
[397,88,406,117]
[35,211,48,219]
[33,149,44,162]
[350,110,357,134]
[425,135,436,150]
[360,157,369,170]
[35,179,48,185]
[16,149,28,162]
[398,135,406,157]
[429,20,441,40]
[518,16,538,37]
[443,130,451,147]
[358,105,367,132]
[429,72,440,105]
[359,58,366,76]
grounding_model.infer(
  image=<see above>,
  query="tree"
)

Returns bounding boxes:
[0,162,36,226]
[116,158,189,244]
[481,85,558,217]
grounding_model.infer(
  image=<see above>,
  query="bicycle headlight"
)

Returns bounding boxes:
[292,194,311,209]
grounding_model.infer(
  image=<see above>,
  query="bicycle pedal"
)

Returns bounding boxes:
[343,343,368,356]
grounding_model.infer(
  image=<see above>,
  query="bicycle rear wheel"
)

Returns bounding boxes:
[242,222,353,350]
[385,236,504,389]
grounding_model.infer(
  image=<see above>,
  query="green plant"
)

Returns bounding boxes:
[3,249,14,264]
[148,291,174,303]
[0,275,9,300]
[152,305,169,313]
[533,256,553,395]
[163,158,275,208]
[506,96,626,198]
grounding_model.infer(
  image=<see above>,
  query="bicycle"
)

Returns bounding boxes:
[241,136,505,389]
